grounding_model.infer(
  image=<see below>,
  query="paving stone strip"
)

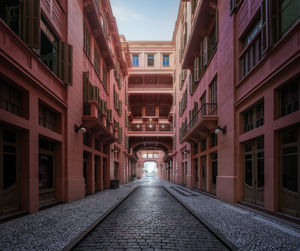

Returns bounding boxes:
[0,183,139,251]
[74,186,228,251]
[164,185,300,251]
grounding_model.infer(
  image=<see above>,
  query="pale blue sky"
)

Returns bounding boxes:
[110,0,180,41]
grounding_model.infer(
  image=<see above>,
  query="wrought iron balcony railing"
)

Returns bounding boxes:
[182,103,217,138]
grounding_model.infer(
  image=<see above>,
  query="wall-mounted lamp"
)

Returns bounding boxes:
[111,148,119,153]
[149,118,152,122]
[136,124,140,128]
[215,125,227,135]
[74,124,87,134]
[149,124,152,128]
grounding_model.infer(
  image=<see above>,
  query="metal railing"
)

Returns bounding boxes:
[182,103,217,138]
[128,123,173,132]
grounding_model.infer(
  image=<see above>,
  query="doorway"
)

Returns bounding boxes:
[201,156,206,190]
[0,126,19,215]
[102,157,108,189]
[83,151,88,195]
[279,127,300,217]
[211,152,217,194]
[243,137,264,206]
[94,155,100,192]
[193,158,198,188]
[39,138,56,206]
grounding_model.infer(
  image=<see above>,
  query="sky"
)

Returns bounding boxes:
[110,0,180,41]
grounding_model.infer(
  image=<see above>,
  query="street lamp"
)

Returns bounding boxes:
[215,125,227,135]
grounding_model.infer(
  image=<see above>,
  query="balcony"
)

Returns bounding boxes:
[83,0,114,69]
[82,103,116,143]
[182,0,216,69]
[181,103,218,143]
[127,123,173,136]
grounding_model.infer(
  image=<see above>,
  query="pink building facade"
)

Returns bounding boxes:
[171,0,300,220]
[0,0,299,222]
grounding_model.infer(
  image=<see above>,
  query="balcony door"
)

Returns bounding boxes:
[243,137,264,206]
[279,127,300,217]
[201,156,206,190]
[193,158,198,188]
[0,126,19,215]
[39,138,56,206]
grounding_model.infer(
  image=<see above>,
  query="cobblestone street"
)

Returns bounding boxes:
[74,185,227,251]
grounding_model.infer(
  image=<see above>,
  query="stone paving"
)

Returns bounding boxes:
[74,185,227,251]
[0,177,300,250]
[164,184,300,251]
[0,181,142,251]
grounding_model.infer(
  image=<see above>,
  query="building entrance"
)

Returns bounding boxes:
[0,126,19,215]
[39,138,57,206]
[243,137,264,206]
[279,126,300,217]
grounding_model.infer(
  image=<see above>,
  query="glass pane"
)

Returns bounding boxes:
[245,160,252,186]
[257,158,264,187]
[282,155,297,192]
[83,160,87,184]
[283,146,298,155]
[3,153,16,189]
[280,0,300,36]
[4,145,16,153]
[3,129,16,143]
[39,154,54,190]
[282,129,297,144]
[212,161,217,185]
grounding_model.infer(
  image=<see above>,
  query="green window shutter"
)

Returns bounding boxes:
[125,92,128,105]
[22,0,40,50]
[59,41,73,85]
[203,36,208,66]
[83,72,89,103]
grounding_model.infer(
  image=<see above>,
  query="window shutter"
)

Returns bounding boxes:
[269,0,280,46]
[119,100,122,116]
[83,72,89,103]
[173,89,176,105]
[215,10,218,44]
[22,0,40,50]
[230,0,235,14]
[189,75,193,95]
[261,0,269,54]
[203,36,208,66]
[59,41,73,85]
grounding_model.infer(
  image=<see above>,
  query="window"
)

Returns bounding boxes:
[240,18,263,78]
[83,133,91,147]
[210,133,217,148]
[193,143,198,154]
[211,151,218,186]
[243,101,264,133]
[142,153,147,158]
[0,81,23,117]
[102,62,107,90]
[267,0,300,44]
[41,17,59,75]
[154,153,158,158]
[147,54,154,67]
[0,1,22,36]
[163,54,170,66]
[132,54,139,66]
[201,138,207,152]
[39,104,59,132]
[94,46,100,77]
[277,78,299,118]
[83,22,91,58]
[209,79,217,104]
